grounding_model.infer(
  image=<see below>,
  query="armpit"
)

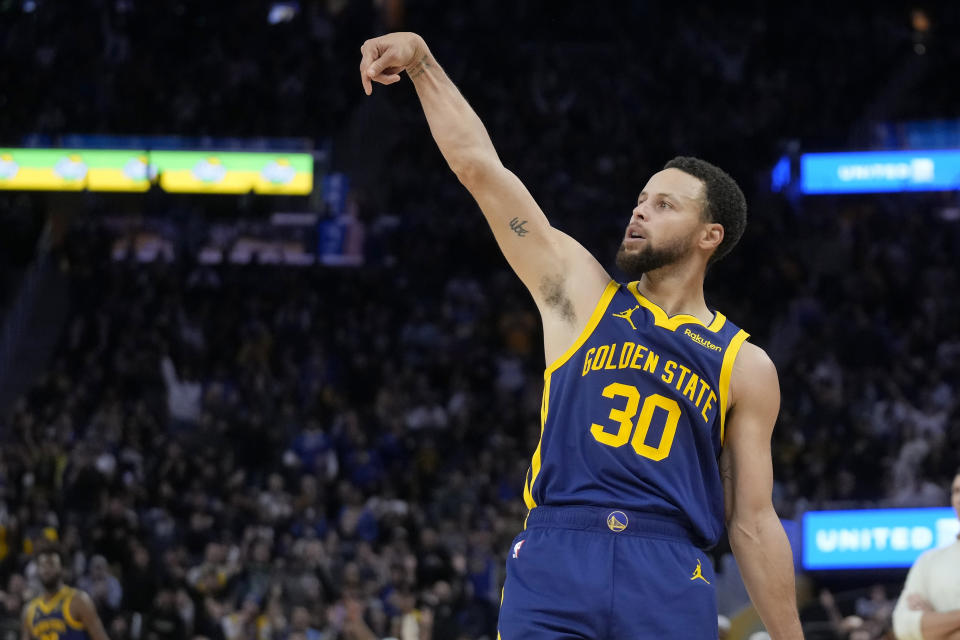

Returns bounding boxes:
[539,274,576,323]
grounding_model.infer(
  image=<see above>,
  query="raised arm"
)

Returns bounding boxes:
[359,33,610,351]
[720,343,804,640]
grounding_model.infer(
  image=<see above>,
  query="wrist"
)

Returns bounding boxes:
[404,36,431,75]
[411,33,428,59]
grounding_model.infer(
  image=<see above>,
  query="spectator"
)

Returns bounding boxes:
[160,354,203,429]
[122,543,158,616]
[892,470,960,640]
[143,584,187,640]
[221,594,269,640]
[77,555,123,619]
[288,605,324,640]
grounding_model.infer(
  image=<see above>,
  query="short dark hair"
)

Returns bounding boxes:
[663,156,747,264]
[34,540,63,561]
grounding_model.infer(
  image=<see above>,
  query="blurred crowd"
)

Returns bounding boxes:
[0,194,955,640]
[1,2,960,640]
[0,225,527,640]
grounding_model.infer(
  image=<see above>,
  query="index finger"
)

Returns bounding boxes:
[359,43,376,95]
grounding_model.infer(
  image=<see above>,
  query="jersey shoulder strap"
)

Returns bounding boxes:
[62,587,85,630]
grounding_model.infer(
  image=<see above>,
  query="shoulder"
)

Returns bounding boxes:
[63,587,97,630]
[905,545,938,580]
[732,340,776,377]
[729,340,779,409]
[914,540,959,569]
[67,587,95,615]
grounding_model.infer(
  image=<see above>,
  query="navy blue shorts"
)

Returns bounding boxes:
[497,506,718,640]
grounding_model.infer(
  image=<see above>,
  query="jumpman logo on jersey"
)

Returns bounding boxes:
[612,305,641,330]
[690,558,710,584]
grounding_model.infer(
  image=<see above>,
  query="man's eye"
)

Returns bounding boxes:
[658,201,671,209]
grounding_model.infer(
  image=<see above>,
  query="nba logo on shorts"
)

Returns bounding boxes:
[512,540,525,558]
[606,511,628,532]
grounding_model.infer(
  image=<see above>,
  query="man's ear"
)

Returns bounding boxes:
[699,223,724,253]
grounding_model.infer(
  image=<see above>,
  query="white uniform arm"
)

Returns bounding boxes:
[893,554,927,640]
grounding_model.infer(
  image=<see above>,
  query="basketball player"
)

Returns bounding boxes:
[359,32,804,639]
[22,544,109,640]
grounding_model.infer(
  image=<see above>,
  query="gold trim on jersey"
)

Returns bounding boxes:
[24,600,39,636]
[626,282,726,333]
[31,586,69,614]
[543,280,620,376]
[719,329,750,445]
[62,588,85,630]
[525,280,618,519]
[523,374,551,514]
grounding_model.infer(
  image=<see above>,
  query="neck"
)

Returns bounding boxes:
[42,584,63,598]
[637,260,710,323]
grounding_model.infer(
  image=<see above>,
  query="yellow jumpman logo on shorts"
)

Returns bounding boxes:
[690,558,710,584]
[612,305,640,330]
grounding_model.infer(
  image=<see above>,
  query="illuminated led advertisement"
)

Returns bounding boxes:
[801,149,960,194]
[0,148,152,191]
[152,151,312,195]
[803,507,959,570]
[0,148,312,194]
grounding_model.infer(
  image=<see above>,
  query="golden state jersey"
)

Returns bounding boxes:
[522,280,750,547]
[24,587,90,640]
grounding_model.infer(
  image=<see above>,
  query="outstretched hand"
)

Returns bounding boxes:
[359,32,427,95]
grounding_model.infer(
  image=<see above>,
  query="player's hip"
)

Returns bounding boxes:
[499,511,718,639]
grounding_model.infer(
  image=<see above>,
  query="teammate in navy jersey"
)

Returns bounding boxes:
[360,33,804,640]
[22,543,109,640]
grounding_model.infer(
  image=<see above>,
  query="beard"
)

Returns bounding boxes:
[39,573,61,591]
[615,236,693,279]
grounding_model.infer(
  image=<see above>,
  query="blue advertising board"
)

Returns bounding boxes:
[800,149,960,194]
[803,508,959,570]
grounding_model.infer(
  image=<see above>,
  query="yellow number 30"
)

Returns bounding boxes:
[589,382,681,461]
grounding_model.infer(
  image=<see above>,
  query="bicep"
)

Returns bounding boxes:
[72,593,110,640]
[721,343,780,524]
[459,161,609,316]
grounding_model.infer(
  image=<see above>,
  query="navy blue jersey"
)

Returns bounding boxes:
[522,280,750,547]
[24,587,91,640]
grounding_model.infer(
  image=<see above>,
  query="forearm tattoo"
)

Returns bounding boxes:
[509,217,529,237]
[407,55,433,79]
